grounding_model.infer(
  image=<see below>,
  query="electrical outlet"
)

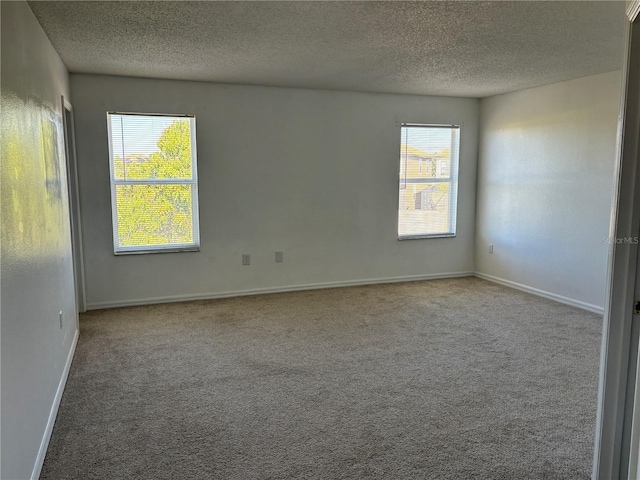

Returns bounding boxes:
[242,254,250,266]
[59,310,63,329]
[489,244,494,254]
[275,251,283,263]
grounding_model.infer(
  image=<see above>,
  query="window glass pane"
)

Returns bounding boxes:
[110,115,193,181]
[399,183,451,236]
[398,125,459,238]
[115,184,194,248]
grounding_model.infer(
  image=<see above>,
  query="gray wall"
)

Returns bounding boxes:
[475,71,622,312]
[70,74,480,308]
[1,2,77,479]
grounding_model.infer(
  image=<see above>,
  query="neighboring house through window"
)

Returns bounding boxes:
[398,124,460,239]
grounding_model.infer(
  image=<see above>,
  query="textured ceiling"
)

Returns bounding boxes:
[28,1,626,98]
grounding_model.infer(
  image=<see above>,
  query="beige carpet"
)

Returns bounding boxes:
[41,277,602,479]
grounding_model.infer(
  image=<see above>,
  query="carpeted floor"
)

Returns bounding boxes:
[41,277,602,479]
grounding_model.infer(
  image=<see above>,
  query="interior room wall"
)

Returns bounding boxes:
[70,74,480,308]
[475,71,622,313]
[1,2,78,479]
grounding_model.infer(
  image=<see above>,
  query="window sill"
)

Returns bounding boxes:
[114,246,200,255]
[398,234,456,241]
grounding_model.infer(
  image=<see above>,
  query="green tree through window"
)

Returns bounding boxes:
[108,113,199,253]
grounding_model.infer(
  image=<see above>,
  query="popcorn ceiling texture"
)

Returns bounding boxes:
[29,1,625,98]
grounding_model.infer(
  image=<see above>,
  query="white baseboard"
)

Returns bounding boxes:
[86,271,475,310]
[474,272,604,315]
[31,327,79,480]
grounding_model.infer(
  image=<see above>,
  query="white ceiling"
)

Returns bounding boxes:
[28,1,626,98]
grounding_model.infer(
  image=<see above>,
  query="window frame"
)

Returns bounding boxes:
[397,123,460,241]
[106,111,201,255]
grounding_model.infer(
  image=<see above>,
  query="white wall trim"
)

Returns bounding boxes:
[30,328,79,480]
[86,271,474,310]
[594,12,640,479]
[475,272,604,315]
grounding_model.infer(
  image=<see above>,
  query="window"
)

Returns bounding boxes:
[107,112,200,254]
[398,124,460,239]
